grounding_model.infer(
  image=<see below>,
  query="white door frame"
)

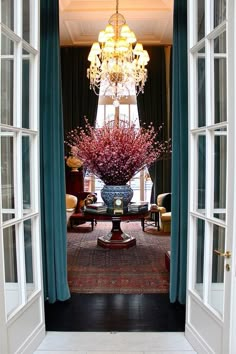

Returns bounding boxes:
[185,0,236,353]
[227,0,236,351]
[0,0,45,353]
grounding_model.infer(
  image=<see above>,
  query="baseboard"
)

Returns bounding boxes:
[16,323,45,354]
[185,323,214,354]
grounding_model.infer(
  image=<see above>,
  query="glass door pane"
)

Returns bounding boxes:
[198,0,205,41]
[1,34,14,126]
[23,0,30,43]
[197,48,206,127]
[213,130,227,220]
[194,218,205,299]
[22,51,30,129]
[130,172,141,201]
[214,0,226,28]
[214,31,226,125]
[1,132,15,222]
[3,225,21,315]
[197,134,206,213]
[22,135,31,213]
[209,225,225,315]
[214,59,227,123]
[214,32,226,53]
[24,219,35,298]
[1,0,14,31]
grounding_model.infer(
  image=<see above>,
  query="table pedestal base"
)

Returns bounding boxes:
[97,216,136,249]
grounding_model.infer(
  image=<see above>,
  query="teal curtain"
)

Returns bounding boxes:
[60,46,99,135]
[40,0,70,303]
[170,0,188,304]
[137,46,171,202]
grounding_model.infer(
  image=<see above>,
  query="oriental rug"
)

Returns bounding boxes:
[67,222,170,294]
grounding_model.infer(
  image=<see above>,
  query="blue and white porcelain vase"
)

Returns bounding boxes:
[101,184,133,211]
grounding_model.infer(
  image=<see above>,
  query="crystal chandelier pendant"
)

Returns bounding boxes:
[87,0,149,104]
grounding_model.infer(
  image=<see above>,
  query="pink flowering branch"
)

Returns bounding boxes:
[65,119,171,185]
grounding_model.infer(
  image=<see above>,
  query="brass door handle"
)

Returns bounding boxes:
[214,250,231,258]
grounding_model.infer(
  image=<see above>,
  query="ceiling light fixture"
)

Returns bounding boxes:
[87,0,149,106]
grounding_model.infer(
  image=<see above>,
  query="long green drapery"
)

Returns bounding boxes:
[60,46,99,135]
[170,0,188,304]
[40,0,70,303]
[137,46,172,202]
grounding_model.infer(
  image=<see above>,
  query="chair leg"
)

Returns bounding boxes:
[141,218,145,231]
[69,218,73,229]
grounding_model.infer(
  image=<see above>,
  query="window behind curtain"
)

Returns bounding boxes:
[84,100,153,202]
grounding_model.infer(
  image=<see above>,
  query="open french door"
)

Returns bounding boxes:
[186,0,236,353]
[0,1,45,353]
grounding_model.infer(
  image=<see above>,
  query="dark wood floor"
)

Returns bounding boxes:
[45,293,185,332]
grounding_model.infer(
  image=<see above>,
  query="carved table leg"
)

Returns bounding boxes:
[97,217,136,249]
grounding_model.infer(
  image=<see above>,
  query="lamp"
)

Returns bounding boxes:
[87,0,149,106]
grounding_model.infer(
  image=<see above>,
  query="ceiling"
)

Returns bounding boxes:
[59,0,174,47]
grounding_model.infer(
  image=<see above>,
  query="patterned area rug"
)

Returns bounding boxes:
[67,222,170,294]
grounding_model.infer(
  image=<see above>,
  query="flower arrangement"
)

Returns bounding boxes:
[65,118,171,185]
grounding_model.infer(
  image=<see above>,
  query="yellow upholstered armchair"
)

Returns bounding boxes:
[65,194,78,226]
[157,193,171,232]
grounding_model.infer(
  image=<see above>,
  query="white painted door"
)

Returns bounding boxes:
[186,1,236,353]
[0,1,45,353]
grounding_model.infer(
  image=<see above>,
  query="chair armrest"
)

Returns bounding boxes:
[157,206,167,214]
[66,208,75,212]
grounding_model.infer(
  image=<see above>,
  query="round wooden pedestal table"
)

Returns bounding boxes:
[84,209,149,250]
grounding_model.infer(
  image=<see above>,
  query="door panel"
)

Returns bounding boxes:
[186,0,235,353]
[0,0,45,353]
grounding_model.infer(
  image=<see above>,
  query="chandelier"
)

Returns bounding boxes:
[87,0,150,106]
